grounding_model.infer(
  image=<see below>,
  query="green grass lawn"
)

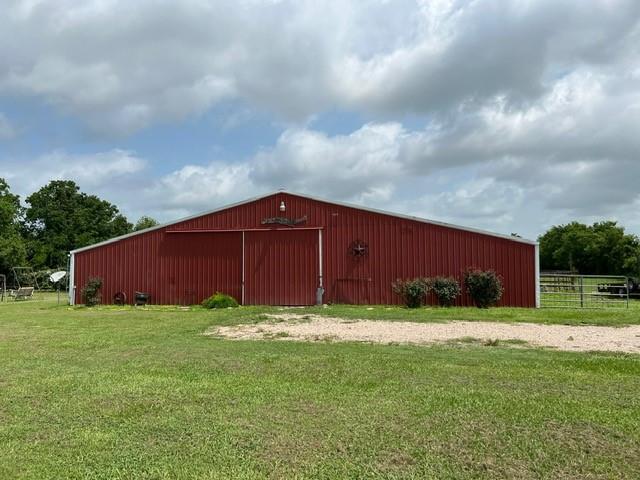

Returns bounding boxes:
[1,297,639,479]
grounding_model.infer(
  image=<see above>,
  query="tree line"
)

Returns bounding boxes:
[0,178,158,278]
[1,177,640,281]
[538,221,640,278]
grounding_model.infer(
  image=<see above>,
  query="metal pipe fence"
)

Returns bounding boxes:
[540,274,633,309]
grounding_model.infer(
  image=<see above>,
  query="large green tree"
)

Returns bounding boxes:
[24,180,132,269]
[0,178,27,275]
[538,221,640,277]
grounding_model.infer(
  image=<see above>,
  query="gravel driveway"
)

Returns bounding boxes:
[208,314,640,353]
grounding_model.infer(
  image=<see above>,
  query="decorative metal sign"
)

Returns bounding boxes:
[261,215,308,226]
[349,240,369,257]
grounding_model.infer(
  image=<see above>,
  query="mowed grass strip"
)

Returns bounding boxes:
[0,297,639,479]
[306,301,640,326]
[9,291,640,326]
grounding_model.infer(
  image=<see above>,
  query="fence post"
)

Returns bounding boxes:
[626,277,630,309]
[580,276,584,308]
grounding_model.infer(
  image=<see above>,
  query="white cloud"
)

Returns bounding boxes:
[419,178,524,222]
[142,162,254,219]
[0,149,146,207]
[250,123,417,201]
[1,0,638,135]
[121,123,423,219]
[136,81,640,236]
[0,113,16,139]
[0,123,427,225]
[1,0,640,238]
[3,103,640,239]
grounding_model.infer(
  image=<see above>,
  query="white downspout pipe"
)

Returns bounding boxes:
[68,252,76,305]
[535,243,540,308]
[317,229,324,305]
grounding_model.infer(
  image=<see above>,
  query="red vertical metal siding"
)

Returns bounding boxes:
[75,232,242,305]
[74,192,536,307]
[244,230,318,305]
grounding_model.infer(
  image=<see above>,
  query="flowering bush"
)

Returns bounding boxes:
[392,278,430,308]
[431,276,461,307]
[464,269,503,308]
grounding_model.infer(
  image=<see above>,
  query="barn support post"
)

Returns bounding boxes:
[535,243,540,308]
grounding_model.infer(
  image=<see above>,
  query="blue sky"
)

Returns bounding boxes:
[1,0,640,239]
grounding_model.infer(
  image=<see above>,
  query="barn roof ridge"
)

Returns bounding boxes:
[70,190,536,254]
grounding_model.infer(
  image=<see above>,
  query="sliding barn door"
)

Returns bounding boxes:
[244,230,318,305]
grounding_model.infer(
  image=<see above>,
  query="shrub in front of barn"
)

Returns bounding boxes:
[81,277,103,307]
[202,292,239,309]
[392,278,430,308]
[431,276,461,307]
[464,269,504,308]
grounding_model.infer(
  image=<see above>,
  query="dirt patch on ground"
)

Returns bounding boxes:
[207,314,640,354]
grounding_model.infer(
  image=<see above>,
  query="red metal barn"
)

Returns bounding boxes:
[70,191,540,307]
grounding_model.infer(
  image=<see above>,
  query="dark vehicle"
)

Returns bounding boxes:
[597,277,639,297]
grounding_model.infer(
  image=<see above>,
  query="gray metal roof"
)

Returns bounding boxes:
[70,190,537,254]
